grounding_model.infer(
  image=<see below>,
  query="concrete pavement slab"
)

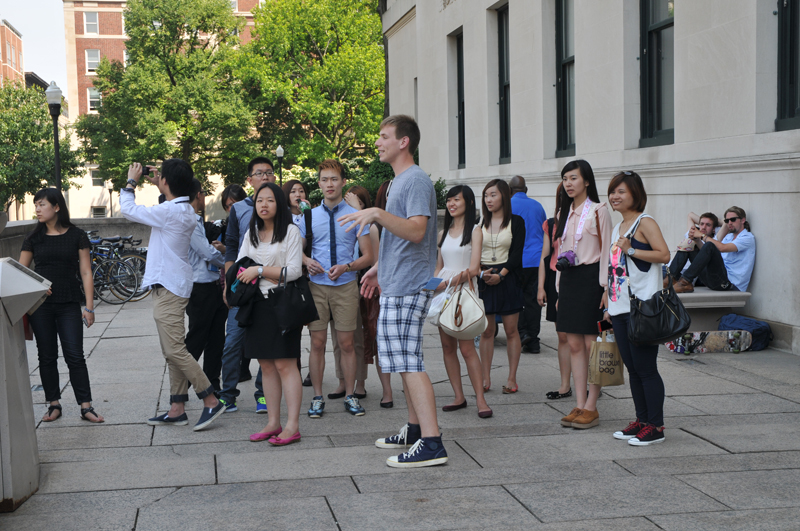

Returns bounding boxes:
[649,507,800,531]
[616,450,800,476]
[2,487,175,516]
[672,393,800,415]
[602,374,762,398]
[38,454,216,493]
[328,486,539,531]
[535,517,663,530]
[676,469,800,510]
[547,396,707,421]
[0,510,137,530]
[35,424,153,451]
[507,476,727,522]
[34,398,158,427]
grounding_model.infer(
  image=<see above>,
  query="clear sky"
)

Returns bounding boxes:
[0,1,68,93]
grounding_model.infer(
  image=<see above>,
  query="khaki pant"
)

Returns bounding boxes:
[332,310,369,381]
[152,287,214,403]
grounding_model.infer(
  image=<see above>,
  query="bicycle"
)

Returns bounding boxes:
[86,234,140,304]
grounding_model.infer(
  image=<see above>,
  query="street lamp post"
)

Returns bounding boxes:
[44,82,63,191]
[107,181,114,217]
[276,145,284,185]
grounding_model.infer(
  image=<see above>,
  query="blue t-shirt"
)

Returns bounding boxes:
[722,229,756,292]
[377,165,438,297]
[299,199,369,287]
[510,192,547,268]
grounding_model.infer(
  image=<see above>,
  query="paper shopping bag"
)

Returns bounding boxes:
[588,331,625,387]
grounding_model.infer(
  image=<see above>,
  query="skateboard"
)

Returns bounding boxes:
[665,330,753,354]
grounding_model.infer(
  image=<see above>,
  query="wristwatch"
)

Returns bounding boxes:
[627,247,636,257]
[257,266,263,278]
[498,272,506,280]
[126,178,137,188]
[345,263,352,272]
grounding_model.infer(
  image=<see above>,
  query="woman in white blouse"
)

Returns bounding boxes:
[236,183,304,446]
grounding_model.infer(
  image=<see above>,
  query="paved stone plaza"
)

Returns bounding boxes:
[2,297,800,530]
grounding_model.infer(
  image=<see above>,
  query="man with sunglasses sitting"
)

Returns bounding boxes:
[666,206,756,293]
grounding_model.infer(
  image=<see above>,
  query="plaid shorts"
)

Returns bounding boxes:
[377,291,433,373]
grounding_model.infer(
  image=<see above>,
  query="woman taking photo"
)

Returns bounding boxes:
[237,183,304,445]
[19,188,103,423]
[605,171,670,445]
[435,185,492,418]
[537,183,572,401]
[555,159,611,430]
[478,179,525,394]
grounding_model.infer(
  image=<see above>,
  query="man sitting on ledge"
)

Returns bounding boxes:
[665,206,755,294]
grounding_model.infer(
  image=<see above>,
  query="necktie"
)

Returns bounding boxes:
[324,204,339,267]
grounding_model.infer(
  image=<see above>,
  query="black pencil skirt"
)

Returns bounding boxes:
[555,262,604,335]
[244,297,302,360]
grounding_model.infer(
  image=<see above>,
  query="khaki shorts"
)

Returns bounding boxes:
[308,280,359,332]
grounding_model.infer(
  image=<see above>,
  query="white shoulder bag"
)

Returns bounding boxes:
[438,270,487,340]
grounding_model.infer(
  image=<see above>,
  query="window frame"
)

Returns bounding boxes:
[91,206,107,218]
[84,12,99,35]
[555,0,576,157]
[456,33,466,169]
[86,49,100,74]
[497,5,511,164]
[91,170,104,187]
[639,0,675,148]
[87,87,101,113]
[777,0,800,131]
[10,45,15,69]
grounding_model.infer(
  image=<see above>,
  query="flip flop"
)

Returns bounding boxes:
[43,404,62,422]
[80,406,104,423]
[502,385,518,394]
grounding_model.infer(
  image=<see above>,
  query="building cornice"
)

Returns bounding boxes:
[384,6,416,39]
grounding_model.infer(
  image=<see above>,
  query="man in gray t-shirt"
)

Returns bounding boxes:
[338,115,447,469]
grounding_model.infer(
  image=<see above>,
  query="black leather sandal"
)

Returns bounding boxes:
[546,388,572,400]
[80,406,104,423]
[43,404,62,422]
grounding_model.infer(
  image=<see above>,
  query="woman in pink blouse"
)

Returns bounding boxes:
[553,160,612,430]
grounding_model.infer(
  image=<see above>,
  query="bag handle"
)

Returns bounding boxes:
[453,290,464,327]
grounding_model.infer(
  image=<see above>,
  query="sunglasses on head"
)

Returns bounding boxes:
[724,216,740,223]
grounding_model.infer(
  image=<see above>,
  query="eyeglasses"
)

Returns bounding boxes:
[250,170,275,177]
[724,217,740,223]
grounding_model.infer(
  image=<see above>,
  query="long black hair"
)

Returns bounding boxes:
[481,179,512,230]
[249,183,291,247]
[439,185,476,248]
[554,159,600,240]
[28,188,73,243]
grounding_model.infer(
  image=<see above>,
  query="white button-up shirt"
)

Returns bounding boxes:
[120,191,196,298]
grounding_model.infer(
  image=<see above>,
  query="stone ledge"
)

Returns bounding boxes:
[677,286,751,308]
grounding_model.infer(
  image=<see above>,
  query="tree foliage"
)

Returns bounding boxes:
[0,82,84,210]
[75,0,258,188]
[236,0,385,165]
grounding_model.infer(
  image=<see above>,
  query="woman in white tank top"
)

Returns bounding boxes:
[434,186,492,418]
[604,171,670,446]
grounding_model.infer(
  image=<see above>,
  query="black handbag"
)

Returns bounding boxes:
[269,267,319,335]
[627,262,692,346]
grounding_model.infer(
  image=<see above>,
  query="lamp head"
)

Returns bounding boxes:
[45,82,62,105]
[276,145,284,159]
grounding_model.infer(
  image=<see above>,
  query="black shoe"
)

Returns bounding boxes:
[353,391,367,399]
[522,341,540,354]
[147,412,188,426]
[302,372,312,387]
[380,401,394,408]
[519,334,533,347]
[327,390,346,399]
[193,402,226,432]
[546,388,572,400]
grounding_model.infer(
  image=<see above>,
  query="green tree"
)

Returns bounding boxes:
[76,0,258,188]
[0,82,84,211]
[235,0,385,165]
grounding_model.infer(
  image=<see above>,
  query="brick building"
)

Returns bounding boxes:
[61,0,260,219]
[0,18,24,87]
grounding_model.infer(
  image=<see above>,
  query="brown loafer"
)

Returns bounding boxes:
[673,278,694,293]
[572,409,600,429]
[561,408,583,427]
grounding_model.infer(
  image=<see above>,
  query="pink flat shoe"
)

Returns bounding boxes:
[250,426,282,442]
[267,431,301,446]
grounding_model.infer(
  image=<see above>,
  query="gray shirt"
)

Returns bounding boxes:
[378,165,438,297]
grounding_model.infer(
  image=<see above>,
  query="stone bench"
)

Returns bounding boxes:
[677,287,751,331]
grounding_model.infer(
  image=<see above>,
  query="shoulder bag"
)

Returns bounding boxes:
[266,236,319,334]
[624,217,691,345]
[438,271,487,340]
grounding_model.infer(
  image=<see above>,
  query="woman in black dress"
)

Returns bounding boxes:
[19,188,103,423]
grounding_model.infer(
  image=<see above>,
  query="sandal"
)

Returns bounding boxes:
[42,404,62,422]
[546,388,573,400]
[502,385,518,394]
[80,406,104,423]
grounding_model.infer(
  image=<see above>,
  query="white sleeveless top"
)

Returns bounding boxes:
[439,231,472,282]
[607,215,663,317]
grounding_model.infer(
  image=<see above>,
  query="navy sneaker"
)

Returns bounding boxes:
[256,397,267,414]
[220,399,238,413]
[387,436,448,468]
[613,419,644,440]
[628,425,665,446]
[193,401,226,432]
[147,412,188,426]
[308,396,325,418]
[344,395,365,416]
[375,423,421,449]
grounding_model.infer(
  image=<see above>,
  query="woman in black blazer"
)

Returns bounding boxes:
[477,179,526,394]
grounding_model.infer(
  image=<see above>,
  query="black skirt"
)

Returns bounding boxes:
[478,271,523,315]
[244,297,302,360]
[555,262,604,335]
[544,264,558,323]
